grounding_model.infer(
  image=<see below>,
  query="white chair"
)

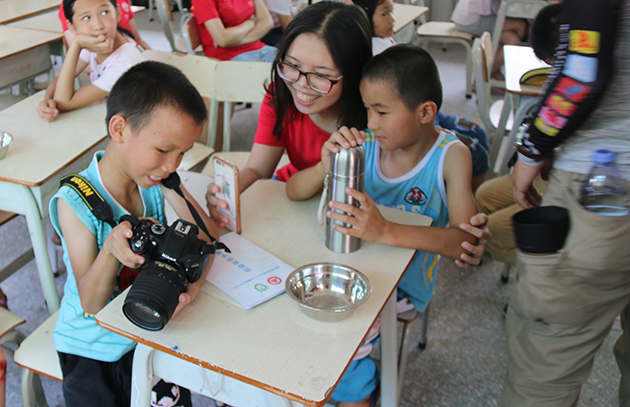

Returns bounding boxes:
[154,0,189,53]
[14,311,62,407]
[180,12,204,55]
[472,32,514,173]
[415,0,473,98]
[209,61,272,152]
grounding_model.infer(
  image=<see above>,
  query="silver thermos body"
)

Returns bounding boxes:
[325,144,366,253]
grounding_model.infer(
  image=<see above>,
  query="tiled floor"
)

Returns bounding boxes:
[0,4,623,407]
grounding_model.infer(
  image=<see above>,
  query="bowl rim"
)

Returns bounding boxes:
[285,262,372,313]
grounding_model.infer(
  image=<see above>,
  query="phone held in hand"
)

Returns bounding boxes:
[213,156,242,234]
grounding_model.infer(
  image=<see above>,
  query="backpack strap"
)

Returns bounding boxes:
[59,174,117,229]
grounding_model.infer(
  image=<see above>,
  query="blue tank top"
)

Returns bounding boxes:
[49,152,165,362]
[364,130,460,312]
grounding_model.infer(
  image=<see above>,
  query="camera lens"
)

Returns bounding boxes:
[122,261,187,331]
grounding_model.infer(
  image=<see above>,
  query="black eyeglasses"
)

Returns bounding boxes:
[276,62,343,94]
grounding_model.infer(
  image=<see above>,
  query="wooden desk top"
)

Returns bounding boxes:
[7,10,63,34]
[0,92,108,187]
[0,0,61,25]
[0,25,62,60]
[394,3,429,34]
[97,179,421,406]
[504,45,550,96]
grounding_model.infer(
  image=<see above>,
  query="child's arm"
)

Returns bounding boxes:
[326,143,478,259]
[56,199,146,314]
[52,35,110,112]
[286,126,364,201]
[163,184,221,315]
[36,58,88,121]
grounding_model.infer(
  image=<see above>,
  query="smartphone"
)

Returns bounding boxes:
[213,156,242,234]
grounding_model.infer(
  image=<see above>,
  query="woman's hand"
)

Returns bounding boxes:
[205,183,230,228]
[321,126,365,172]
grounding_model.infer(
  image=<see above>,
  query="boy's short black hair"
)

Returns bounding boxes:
[106,61,207,134]
[362,44,442,112]
[531,3,562,63]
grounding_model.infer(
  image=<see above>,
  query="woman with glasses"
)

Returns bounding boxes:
[206,1,372,213]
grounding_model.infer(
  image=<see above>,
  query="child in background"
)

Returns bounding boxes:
[352,0,396,55]
[287,44,478,407]
[37,0,144,122]
[49,61,217,406]
[58,0,152,50]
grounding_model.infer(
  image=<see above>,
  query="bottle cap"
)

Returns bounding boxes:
[593,149,616,164]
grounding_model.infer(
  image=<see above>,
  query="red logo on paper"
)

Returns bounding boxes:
[268,277,282,285]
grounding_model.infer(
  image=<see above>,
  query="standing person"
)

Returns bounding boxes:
[37,0,144,122]
[191,0,276,61]
[58,0,152,50]
[501,0,630,405]
[451,0,527,81]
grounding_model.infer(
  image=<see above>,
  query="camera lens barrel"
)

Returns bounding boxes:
[122,261,188,331]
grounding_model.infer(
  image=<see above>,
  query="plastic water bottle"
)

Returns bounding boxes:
[580,149,629,216]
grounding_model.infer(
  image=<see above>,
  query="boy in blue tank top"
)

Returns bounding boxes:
[49,61,220,407]
[287,44,478,407]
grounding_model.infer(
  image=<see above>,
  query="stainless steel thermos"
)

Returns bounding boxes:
[320,144,366,253]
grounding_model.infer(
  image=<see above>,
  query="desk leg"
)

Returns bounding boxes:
[380,292,398,407]
[0,183,59,314]
[488,95,513,178]
[131,344,155,407]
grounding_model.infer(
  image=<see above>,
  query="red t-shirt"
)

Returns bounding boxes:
[191,0,265,61]
[254,92,332,182]
[59,0,134,33]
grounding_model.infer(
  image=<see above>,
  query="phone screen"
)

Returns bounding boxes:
[214,157,241,233]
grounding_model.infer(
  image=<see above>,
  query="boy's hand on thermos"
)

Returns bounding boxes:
[327,187,390,244]
[455,213,492,268]
[321,126,365,173]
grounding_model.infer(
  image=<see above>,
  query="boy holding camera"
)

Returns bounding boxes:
[49,61,220,407]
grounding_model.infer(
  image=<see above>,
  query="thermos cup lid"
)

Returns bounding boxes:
[331,144,365,179]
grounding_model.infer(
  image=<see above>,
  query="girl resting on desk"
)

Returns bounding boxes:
[37,0,144,122]
[58,0,152,51]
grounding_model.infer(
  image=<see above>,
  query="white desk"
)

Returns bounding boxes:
[0,92,110,314]
[393,4,429,34]
[97,179,425,407]
[0,25,62,90]
[491,45,549,175]
[0,0,61,25]
[7,10,63,34]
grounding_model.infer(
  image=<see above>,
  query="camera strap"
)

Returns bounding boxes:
[59,174,117,228]
[162,172,230,253]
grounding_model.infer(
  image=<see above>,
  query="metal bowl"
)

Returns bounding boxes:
[0,133,12,160]
[285,263,371,322]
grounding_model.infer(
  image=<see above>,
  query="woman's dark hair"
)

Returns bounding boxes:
[352,0,385,33]
[63,0,135,40]
[269,1,373,140]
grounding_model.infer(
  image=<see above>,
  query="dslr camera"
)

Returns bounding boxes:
[120,214,217,331]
